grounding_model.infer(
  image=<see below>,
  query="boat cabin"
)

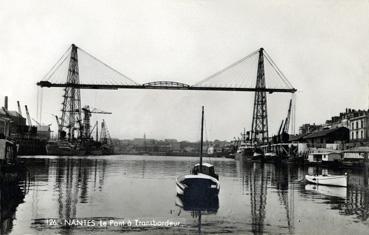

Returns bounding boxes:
[307,152,342,163]
[191,163,219,180]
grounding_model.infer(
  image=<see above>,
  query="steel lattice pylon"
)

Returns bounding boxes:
[60,44,82,140]
[251,48,269,144]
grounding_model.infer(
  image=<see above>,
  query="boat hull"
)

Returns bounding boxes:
[235,148,254,161]
[46,142,83,156]
[176,174,220,197]
[305,175,347,187]
[46,140,114,156]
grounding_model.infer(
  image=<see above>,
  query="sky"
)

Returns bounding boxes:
[0,0,368,141]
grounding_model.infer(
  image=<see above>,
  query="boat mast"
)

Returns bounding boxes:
[200,106,204,173]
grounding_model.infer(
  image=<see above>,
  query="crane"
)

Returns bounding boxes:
[24,105,33,132]
[81,105,112,139]
[51,114,62,139]
[277,120,284,142]
[283,99,292,134]
[17,101,22,115]
[32,118,41,126]
[100,119,112,145]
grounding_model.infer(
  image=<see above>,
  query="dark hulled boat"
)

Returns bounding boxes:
[176,106,220,197]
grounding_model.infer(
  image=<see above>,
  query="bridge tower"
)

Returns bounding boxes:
[251,48,269,144]
[60,44,82,140]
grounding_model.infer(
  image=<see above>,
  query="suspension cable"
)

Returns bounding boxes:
[43,45,72,81]
[194,49,259,86]
[264,51,294,88]
[78,47,139,85]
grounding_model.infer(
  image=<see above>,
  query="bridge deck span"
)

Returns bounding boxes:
[37,81,297,93]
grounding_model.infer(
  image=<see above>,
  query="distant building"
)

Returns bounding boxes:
[299,108,369,147]
[302,127,349,147]
[299,123,323,135]
[324,108,369,143]
[349,113,368,142]
[0,108,27,135]
[0,116,10,137]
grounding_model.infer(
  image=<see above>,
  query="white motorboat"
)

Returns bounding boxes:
[176,106,220,196]
[305,174,347,187]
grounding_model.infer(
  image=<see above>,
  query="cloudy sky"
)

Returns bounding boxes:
[1,0,368,141]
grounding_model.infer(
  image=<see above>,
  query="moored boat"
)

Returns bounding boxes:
[176,106,220,197]
[252,148,265,161]
[305,174,347,187]
[235,142,254,160]
[46,140,81,156]
[176,163,220,196]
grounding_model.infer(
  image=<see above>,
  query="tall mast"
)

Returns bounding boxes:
[200,106,204,173]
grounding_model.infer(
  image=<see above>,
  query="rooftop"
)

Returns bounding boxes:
[303,127,348,139]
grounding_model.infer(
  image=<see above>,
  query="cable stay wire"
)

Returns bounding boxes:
[264,54,290,88]
[42,45,72,82]
[194,49,259,86]
[263,51,294,89]
[77,47,139,85]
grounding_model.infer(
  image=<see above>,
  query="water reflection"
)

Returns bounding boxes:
[175,194,219,234]
[246,162,369,230]
[3,156,369,234]
[239,162,297,234]
[343,186,369,221]
[305,184,347,199]
[0,175,28,234]
[25,157,108,220]
[301,166,369,225]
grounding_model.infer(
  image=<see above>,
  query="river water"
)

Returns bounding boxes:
[2,155,369,234]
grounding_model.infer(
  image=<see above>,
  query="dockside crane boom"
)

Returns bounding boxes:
[283,99,292,134]
[17,101,22,115]
[24,105,32,126]
[32,118,41,126]
[278,120,284,136]
[95,120,98,141]
[51,114,62,139]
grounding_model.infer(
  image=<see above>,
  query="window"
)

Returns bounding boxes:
[362,130,364,139]
[362,120,364,128]
[356,130,359,139]
[356,121,358,129]
[351,122,354,130]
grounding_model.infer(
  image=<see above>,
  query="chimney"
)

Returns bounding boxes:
[4,96,8,110]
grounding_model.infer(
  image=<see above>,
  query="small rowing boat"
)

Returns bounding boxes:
[305,173,347,187]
